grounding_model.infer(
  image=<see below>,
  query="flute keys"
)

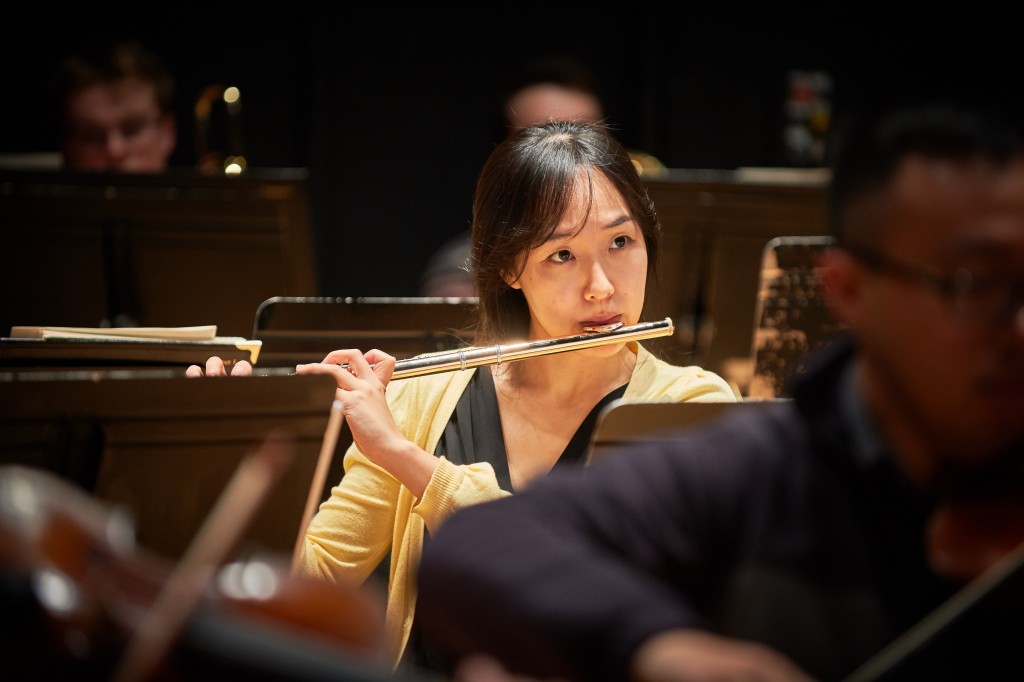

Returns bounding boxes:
[582,322,624,334]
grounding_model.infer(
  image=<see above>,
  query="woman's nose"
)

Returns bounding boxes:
[584,261,615,300]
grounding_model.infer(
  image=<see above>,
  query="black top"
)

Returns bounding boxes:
[435,366,627,492]
[404,366,628,675]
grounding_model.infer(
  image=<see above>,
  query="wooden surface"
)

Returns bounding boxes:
[0,369,338,561]
[0,337,258,372]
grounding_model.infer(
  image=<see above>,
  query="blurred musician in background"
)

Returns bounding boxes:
[413,100,1024,681]
[55,40,177,172]
[188,120,736,674]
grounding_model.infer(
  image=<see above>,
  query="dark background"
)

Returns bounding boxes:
[3,5,1019,297]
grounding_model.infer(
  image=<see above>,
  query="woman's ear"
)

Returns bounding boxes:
[502,269,522,290]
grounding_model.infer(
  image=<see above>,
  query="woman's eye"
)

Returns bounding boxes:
[612,235,632,249]
[551,249,573,263]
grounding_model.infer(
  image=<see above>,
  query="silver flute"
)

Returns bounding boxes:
[389,317,674,380]
[250,318,674,379]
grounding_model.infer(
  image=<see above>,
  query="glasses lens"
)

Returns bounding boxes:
[952,269,1022,326]
[70,116,160,149]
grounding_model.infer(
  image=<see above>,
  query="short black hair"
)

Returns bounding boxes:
[493,55,606,141]
[828,100,1024,248]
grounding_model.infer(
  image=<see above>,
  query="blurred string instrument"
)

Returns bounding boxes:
[0,433,421,682]
[844,454,1024,681]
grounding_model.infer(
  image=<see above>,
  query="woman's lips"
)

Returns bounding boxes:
[581,314,622,330]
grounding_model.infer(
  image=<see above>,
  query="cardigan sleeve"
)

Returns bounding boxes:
[414,456,512,533]
[295,448,401,584]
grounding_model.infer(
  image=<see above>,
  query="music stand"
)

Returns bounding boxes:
[748,236,844,398]
[586,398,788,464]
[0,167,317,339]
[252,296,478,367]
[0,368,339,562]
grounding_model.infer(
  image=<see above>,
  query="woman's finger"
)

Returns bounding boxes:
[318,348,375,376]
[230,360,253,376]
[363,349,396,383]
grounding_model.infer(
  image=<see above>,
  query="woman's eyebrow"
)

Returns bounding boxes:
[542,213,633,244]
[604,213,633,229]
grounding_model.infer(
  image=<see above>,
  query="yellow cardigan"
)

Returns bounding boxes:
[295,343,736,667]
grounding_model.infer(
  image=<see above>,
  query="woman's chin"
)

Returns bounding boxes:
[578,342,628,360]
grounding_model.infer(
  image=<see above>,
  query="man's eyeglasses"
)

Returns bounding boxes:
[68,115,164,150]
[847,246,1024,328]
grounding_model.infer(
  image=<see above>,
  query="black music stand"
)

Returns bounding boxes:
[252,296,478,367]
[0,368,338,562]
[586,398,788,464]
[0,167,317,339]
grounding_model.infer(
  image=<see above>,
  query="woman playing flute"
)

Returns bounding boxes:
[188,120,736,673]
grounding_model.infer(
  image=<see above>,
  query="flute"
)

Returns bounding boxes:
[387,317,673,380]
[251,318,674,379]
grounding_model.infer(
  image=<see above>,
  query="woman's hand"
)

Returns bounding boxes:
[294,348,437,496]
[293,349,407,465]
[185,356,253,377]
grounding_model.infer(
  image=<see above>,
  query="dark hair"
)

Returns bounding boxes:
[55,41,175,121]
[470,120,660,343]
[828,101,1024,249]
